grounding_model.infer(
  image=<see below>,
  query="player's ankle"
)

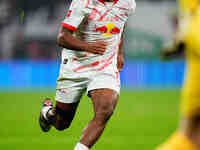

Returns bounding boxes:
[42,106,54,120]
[46,107,56,121]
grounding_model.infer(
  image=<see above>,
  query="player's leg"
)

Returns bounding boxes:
[48,101,80,131]
[39,88,85,132]
[74,89,118,150]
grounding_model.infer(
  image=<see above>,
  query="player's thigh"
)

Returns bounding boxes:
[89,88,119,118]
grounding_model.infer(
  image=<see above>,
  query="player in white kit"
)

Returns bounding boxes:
[39,0,136,150]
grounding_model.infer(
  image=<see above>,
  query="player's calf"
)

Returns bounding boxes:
[39,99,79,132]
[52,106,75,131]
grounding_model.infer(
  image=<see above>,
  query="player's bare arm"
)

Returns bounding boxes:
[57,27,107,55]
[117,27,125,72]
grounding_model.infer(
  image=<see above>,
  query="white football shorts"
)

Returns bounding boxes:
[55,54,120,104]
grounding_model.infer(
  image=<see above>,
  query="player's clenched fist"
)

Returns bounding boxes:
[85,41,107,55]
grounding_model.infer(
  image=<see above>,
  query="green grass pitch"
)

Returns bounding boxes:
[0,90,180,150]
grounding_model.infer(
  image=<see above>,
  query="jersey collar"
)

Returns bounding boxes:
[98,0,119,5]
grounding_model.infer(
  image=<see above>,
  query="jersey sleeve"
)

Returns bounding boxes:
[128,0,136,15]
[62,0,86,31]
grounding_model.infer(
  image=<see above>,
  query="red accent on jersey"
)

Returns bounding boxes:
[72,54,89,62]
[73,61,100,72]
[115,71,120,87]
[120,13,128,17]
[62,23,77,31]
[98,0,119,5]
[85,0,91,8]
[88,8,101,22]
[115,71,119,80]
[66,10,72,18]
[73,53,115,72]
[101,53,115,63]
[98,0,106,5]
[98,9,112,21]
[95,26,107,33]
[110,27,120,34]
[59,89,68,94]
[96,61,112,71]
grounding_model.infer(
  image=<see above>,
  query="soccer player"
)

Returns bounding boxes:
[155,0,200,150]
[39,0,136,150]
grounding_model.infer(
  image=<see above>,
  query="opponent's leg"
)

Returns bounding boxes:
[180,110,200,147]
[155,115,200,150]
[155,96,200,150]
[74,89,118,150]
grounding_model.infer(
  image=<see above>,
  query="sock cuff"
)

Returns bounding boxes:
[42,106,52,120]
[74,142,89,150]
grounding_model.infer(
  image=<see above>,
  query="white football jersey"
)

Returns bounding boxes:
[59,0,136,74]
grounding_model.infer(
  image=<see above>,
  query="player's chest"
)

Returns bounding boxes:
[82,3,129,34]
[84,3,129,24]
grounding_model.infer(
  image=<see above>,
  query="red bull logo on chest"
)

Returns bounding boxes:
[95,23,120,37]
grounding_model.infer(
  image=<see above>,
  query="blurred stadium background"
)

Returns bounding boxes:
[0,0,183,150]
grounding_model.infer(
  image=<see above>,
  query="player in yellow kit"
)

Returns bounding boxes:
[155,0,200,150]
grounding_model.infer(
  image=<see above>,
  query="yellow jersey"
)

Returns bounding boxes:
[178,0,199,15]
[177,0,200,116]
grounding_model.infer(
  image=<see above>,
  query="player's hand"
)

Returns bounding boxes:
[117,54,124,72]
[160,41,185,60]
[85,41,107,55]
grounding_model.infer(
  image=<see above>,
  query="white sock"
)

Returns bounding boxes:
[74,142,89,150]
[42,106,52,120]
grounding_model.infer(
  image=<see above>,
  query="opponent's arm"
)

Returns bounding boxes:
[161,40,185,60]
[161,12,185,60]
[57,27,107,55]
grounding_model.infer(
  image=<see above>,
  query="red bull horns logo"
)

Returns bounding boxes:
[95,23,120,37]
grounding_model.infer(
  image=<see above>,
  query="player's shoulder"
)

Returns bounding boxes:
[118,0,136,10]
[70,0,90,8]
[120,0,136,5]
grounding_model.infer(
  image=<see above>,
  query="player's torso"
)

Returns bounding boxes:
[59,0,135,78]
[65,0,133,58]
[79,0,130,38]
